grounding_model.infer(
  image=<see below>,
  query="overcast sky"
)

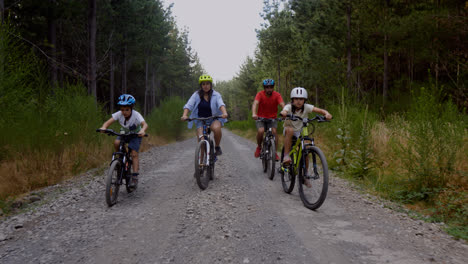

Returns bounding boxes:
[164,0,265,82]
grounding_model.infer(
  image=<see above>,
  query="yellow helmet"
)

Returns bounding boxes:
[199,74,213,84]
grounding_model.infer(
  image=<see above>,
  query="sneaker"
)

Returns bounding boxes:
[275,153,280,161]
[254,146,261,158]
[215,146,222,156]
[129,173,139,187]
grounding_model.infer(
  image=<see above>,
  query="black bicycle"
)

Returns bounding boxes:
[257,117,281,180]
[96,129,147,206]
[185,116,222,190]
[279,114,330,210]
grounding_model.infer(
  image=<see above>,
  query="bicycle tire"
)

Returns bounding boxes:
[209,139,215,181]
[280,147,295,193]
[267,138,276,180]
[105,160,121,206]
[125,158,135,193]
[194,140,210,190]
[298,146,329,210]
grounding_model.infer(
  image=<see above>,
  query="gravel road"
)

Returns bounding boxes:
[0,129,466,264]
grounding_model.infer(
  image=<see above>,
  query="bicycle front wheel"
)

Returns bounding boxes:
[261,141,268,173]
[194,140,210,190]
[209,139,215,181]
[125,158,135,193]
[267,138,276,180]
[280,147,295,193]
[298,146,329,210]
[105,160,122,206]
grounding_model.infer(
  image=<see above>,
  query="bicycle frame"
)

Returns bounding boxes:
[284,119,317,174]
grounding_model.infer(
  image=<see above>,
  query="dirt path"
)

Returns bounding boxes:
[0,129,466,264]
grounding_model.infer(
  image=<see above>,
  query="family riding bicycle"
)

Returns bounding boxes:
[97,75,332,210]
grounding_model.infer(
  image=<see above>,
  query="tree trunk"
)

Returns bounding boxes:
[88,0,97,102]
[110,50,115,113]
[48,16,58,87]
[144,55,149,116]
[346,2,352,93]
[0,0,4,81]
[277,59,281,95]
[357,20,361,100]
[122,45,127,93]
[383,33,388,101]
[315,85,318,106]
[0,0,4,24]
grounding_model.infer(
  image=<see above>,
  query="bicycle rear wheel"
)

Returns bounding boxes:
[267,138,276,180]
[280,147,295,193]
[105,160,122,206]
[194,140,210,190]
[298,146,329,210]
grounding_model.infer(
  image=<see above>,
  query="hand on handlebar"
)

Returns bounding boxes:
[181,116,189,121]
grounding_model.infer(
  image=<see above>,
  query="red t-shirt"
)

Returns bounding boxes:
[255,91,284,118]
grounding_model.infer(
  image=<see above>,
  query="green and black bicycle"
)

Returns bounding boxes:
[279,114,330,210]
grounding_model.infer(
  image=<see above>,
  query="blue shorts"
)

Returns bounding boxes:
[194,119,224,129]
[117,136,142,152]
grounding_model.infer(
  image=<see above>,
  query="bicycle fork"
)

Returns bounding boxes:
[199,139,211,167]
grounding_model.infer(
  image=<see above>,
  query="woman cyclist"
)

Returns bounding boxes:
[181,74,228,156]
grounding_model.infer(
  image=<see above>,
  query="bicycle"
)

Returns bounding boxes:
[185,116,222,190]
[96,129,147,207]
[257,117,281,180]
[279,114,330,210]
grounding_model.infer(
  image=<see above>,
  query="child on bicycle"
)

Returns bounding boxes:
[99,94,148,187]
[252,78,285,160]
[280,87,332,187]
[181,74,228,156]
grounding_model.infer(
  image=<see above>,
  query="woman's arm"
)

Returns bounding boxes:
[219,105,228,118]
[181,108,190,121]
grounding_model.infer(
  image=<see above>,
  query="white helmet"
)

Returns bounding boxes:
[290,87,308,99]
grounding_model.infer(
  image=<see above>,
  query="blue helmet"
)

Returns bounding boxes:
[117,94,136,106]
[262,79,275,86]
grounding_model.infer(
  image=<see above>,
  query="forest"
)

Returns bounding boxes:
[0,0,466,238]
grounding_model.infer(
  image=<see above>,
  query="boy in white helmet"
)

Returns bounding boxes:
[280,87,332,187]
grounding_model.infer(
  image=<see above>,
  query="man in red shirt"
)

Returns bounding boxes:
[252,79,285,160]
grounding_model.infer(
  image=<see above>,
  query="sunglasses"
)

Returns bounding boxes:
[264,85,274,88]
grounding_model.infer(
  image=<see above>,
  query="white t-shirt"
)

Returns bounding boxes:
[112,110,145,133]
[283,103,314,132]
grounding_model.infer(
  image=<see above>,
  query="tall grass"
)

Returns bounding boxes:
[145,97,187,141]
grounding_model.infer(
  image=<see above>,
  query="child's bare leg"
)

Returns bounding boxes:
[114,139,120,151]
[131,150,139,172]
[283,127,294,163]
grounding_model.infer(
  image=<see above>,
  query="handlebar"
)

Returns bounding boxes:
[282,114,330,123]
[96,129,148,137]
[184,116,223,122]
[256,117,283,122]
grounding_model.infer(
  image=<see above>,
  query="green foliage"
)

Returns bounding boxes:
[146,97,186,140]
[225,119,256,131]
[348,106,375,179]
[393,86,465,203]
[0,24,104,158]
